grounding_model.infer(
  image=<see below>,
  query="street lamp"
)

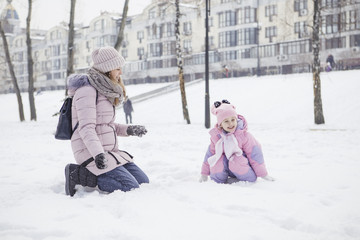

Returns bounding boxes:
[204,0,211,128]
[257,24,261,77]
[256,0,261,77]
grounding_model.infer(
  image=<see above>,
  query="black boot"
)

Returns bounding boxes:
[65,163,97,197]
[65,164,79,196]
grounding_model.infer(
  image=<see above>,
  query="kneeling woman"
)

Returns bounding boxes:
[65,46,149,196]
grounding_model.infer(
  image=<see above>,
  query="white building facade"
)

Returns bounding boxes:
[1,0,360,93]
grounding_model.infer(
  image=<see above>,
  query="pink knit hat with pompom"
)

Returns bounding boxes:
[211,101,237,125]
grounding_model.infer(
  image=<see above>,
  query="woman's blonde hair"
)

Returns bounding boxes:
[105,71,126,106]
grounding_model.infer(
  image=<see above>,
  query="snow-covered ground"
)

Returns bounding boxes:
[0,70,359,240]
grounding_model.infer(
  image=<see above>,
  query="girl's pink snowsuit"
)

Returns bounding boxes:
[201,115,268,183]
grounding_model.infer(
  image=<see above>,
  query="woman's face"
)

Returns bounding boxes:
[109,68,122,83]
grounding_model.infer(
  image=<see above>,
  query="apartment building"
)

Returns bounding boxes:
[0,0,359,93]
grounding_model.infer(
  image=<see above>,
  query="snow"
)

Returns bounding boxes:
[1,70,360,240]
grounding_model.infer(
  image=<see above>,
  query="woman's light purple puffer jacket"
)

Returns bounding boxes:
[68,74,132,176]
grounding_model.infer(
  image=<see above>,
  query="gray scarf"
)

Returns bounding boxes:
[87,67,123,106]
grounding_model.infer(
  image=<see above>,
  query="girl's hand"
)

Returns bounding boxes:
[199,174,208,182]
[261,175,275,181]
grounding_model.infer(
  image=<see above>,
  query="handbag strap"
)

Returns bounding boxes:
[80,157,94,167]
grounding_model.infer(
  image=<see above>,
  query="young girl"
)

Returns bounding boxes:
[199,100,274,184]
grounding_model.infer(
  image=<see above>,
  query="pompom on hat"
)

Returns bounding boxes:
[211,100,237,125]
[91,46,126,73]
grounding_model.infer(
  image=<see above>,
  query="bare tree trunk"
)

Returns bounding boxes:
[114,0,129,51]
[0,21,25,122]
[66,0,76,96]
[26,0,37,121]
[312,0,325,124]
[175,0,190,124]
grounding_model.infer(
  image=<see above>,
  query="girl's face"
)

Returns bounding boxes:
[220,116,237,133]
[109,68,123,83]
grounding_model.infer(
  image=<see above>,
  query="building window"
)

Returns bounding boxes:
[160,6,167,19]
[18,64,24,75]
[191,54,205,65]
[62,58,67,69]
[183,40,192,53]
[221,50,237,60]
[238,28,257,45]
[137,47,144,59]
[34,51,39,60]
[280,40,311,55]
[323,14,340,34]
[325,37,346,49]
[121,49,128,58]
[265,26,277,42]
[96,36,105,47]
[15,52,23,61]
[149,43,162,57]
[94,19,106,31]
[163,41,176,56]
[259,44,276,58]
[349,10,360,30]
[219,11,237,27]
[219,31,238,48]
[149,7,156,19]
[295,21,308,38]
[340,12,346,32]
[239,7,256,24]
[137,61,147,71]
[53,59,60,70]
[149,60,162,69]
[265,5,277,21]
[240,49,251,59]
[46,73,52,80]
[294,0,308,11]
[50,31,56,40]
[165,22,175,37]
[147,23,162,40]
[137,31,144,43]
[350,34,360,47]
[54,72,61,79]
[321,0,341,8]
[110,36,116,45]
[183,22,192,35]
[52,45,60,56]
[163,58,177,68]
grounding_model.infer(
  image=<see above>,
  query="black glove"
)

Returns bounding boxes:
[94,153,107,169]
[126,125,147,137]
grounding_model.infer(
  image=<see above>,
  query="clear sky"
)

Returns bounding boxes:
[3,0,152,30]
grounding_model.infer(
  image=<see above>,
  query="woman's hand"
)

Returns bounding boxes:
[126,125,147,137]
[94,153,108,169]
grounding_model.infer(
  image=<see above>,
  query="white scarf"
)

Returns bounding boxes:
[207,133,243,167]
